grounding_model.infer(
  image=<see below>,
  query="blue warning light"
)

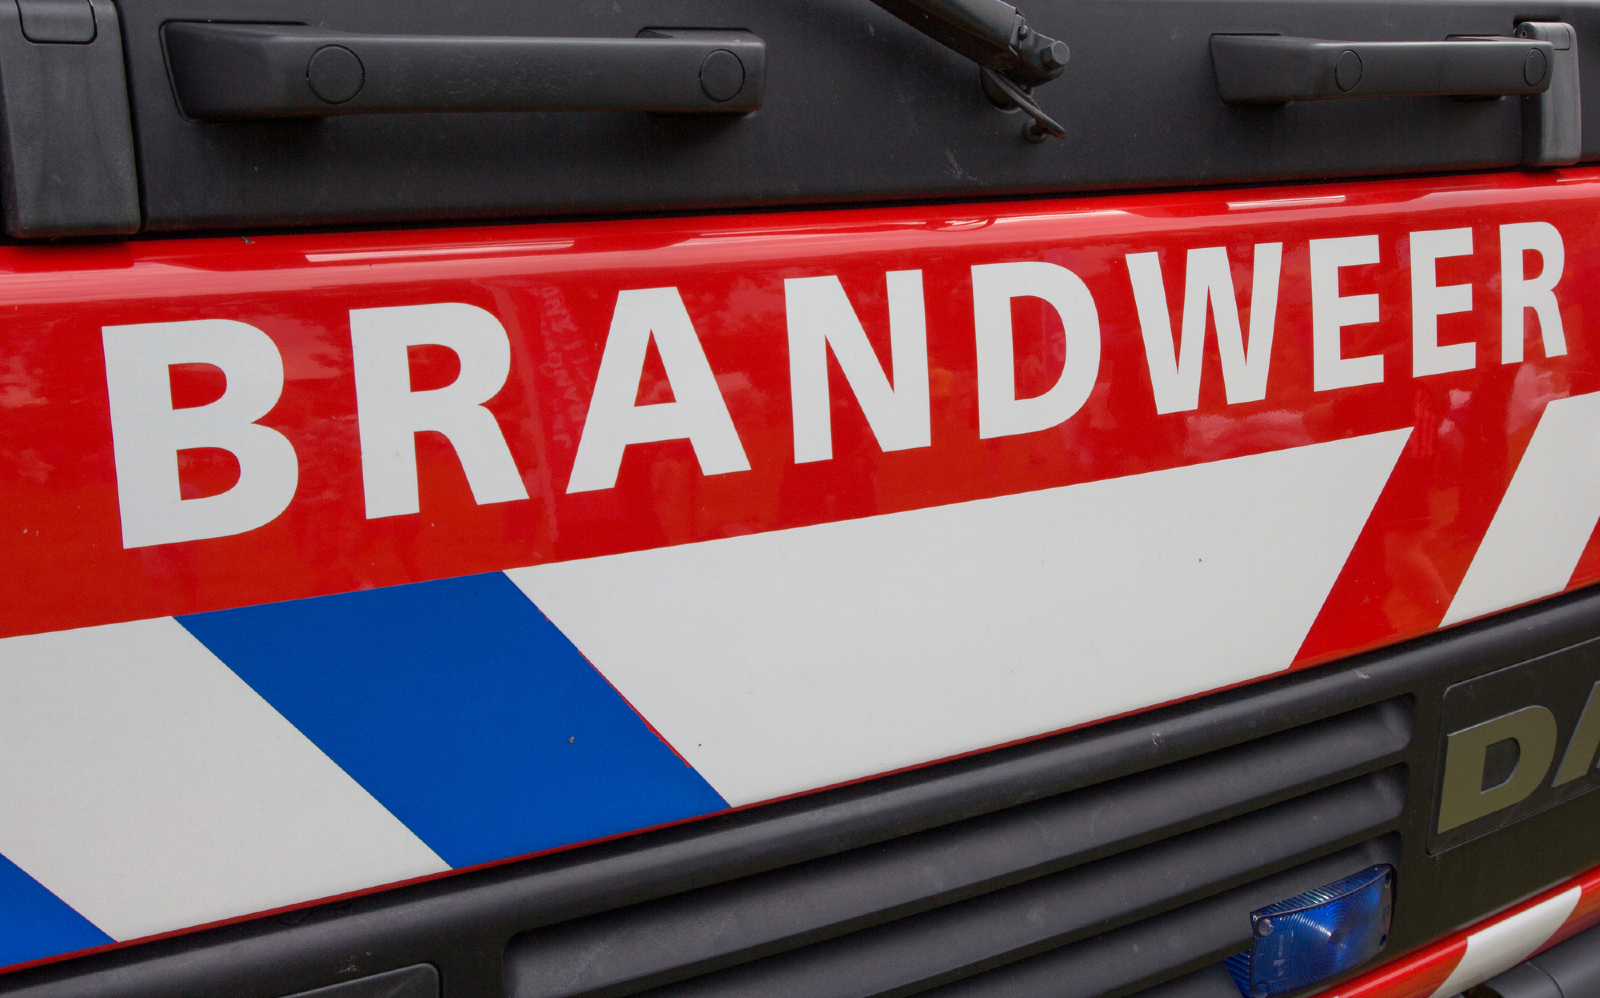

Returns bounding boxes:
[1226,864,1394,998]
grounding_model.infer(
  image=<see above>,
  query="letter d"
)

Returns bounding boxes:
[1437,705,1558,833]
[103,320,299,548]
[971,261,1101,439]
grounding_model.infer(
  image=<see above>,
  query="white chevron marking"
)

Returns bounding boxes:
[1444,391,1600,627]
[510,429,1410,806]
[1427,887,1582,998]
[0,617,448,941]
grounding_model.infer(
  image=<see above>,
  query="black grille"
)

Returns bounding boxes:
[504,705,1409,998]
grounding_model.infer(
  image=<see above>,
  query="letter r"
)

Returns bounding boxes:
[351,302,529,519]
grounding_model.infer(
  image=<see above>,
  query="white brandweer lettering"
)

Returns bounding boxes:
[1310,234,1385,391]
[1501,221,1567,363]
[101,319,299,549]
[786,271,930,464]
[566,286,750,493]
[1126,243,1282,414]
[971,261,1101,439]
[351,302,529,519]
[1410,227,1477,377]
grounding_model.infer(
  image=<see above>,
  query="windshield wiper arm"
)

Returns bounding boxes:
[869,0,1068,139]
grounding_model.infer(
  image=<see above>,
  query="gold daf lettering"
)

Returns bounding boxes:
[1437,706,1558,833]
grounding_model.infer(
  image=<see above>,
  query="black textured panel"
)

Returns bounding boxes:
[111,0,1600,231]
[281,965,439,998]
[0,0,138,236]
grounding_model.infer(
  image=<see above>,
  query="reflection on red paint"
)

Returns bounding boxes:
[0,170,1597,692]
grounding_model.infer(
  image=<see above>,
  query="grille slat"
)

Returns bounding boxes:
[502,678,1413,937]
[632,771,1405,998]
[920,838,1400,998]
[505,703,1410,998]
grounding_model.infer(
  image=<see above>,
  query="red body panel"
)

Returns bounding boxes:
[3,169,1597,662]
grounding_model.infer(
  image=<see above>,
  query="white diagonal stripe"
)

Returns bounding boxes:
[1444,391,1600,627]
[1427,887,1581,998]
[0,617,449,941]
[510,429,1410,806]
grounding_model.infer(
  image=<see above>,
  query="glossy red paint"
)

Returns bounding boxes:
[1,169,1596,667]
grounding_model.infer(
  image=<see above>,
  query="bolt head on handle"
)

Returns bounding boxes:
[1006,14,1069,85]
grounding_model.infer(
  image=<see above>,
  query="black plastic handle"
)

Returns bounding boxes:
[162,23,765,120]
[1211,34,1554,104]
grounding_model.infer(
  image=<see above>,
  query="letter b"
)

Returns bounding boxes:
[102,320,299,548]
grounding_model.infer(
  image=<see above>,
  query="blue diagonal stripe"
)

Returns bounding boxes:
[0,851,112,968]
[178,572,727,869]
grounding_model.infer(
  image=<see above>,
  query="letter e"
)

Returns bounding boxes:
[1310,235,1385,391]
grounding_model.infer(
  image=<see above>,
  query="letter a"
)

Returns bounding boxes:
[567,287,750,493]
[1553,681,1600,786]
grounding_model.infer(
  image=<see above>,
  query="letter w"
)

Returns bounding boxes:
[786,271,930,463]
[1126,244,1282,414]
